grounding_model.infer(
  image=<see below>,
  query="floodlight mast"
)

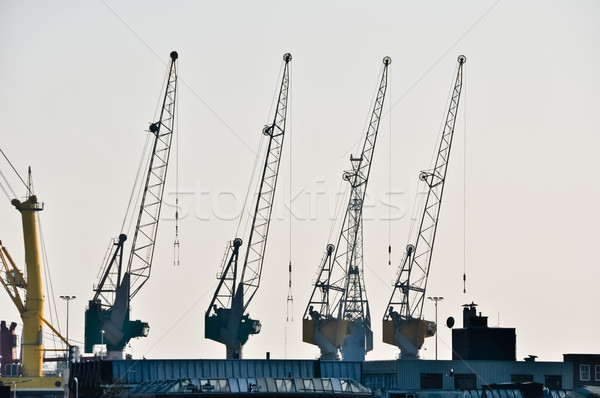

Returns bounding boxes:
[383,55,466,359]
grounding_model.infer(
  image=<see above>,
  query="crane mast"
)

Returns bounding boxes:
[84,51,178,358]
[0,170,68,387]
[205,53,292,359]
[5,189,44,377]
[303,56,391,361]
[383,55,466,358]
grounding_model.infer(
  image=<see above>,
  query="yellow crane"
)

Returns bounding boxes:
[0,169,67,392]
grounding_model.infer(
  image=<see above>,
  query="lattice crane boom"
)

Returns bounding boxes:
[128,54,178,298]
[383,55,466,359]
[84,51,178,357]
[205,53,292,359]
[303,56,391,361]
[239,55,291,312]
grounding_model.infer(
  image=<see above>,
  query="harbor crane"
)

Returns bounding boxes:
[84,51,178,359]
[205,53,292,359]
[383,55,466,358]
[0,169,68,385]
[303,56,391,361]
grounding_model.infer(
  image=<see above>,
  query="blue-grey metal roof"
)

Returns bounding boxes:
[110,359,362,385]
[128,377,371,395]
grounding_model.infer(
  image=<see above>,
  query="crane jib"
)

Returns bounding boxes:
[303,56,391,361]
[383,55,466,359]
[84,51,179,356]
[205,53,292,359]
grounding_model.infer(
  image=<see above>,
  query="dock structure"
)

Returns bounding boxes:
[67,357,576,398]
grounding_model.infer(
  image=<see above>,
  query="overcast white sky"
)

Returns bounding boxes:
[1,1,599,363]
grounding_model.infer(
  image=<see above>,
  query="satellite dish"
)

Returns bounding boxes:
[446,316,455,328]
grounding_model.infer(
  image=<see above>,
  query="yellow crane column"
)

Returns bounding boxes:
[11,195,44,377]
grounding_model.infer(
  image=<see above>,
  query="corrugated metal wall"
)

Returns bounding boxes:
[363,360,573,391]
[110,359,362,385]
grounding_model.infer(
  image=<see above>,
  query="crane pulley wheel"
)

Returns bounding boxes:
[262,125,273,136]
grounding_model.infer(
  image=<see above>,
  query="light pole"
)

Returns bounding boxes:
[12,379,31,398]
[427,296,444,360]
[73,377,79,398]
[60,295,76,345]
[100,330,105,359]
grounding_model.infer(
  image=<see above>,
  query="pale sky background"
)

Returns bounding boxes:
[1,1,599,364]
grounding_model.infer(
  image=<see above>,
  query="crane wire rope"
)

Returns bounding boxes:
[405,61,460,247]
[327,176,347,245]
[462,62,467,294]
[357,60,396,290]
[235,57,286,240]
[174,63,180,266]
[120,60,171,236]
[340,62,387,160]
[0,147,30,198]
[0,164,18,200]
[120,132,152,235]
[287,61,294,317]
[235,123,266,240]
[388,65,393,266]
[0,159,65,357]
[287,61,293,264]
[0,169,15,202]
[38,215,61,352]
[286,63,294,362]
[0,182,11,202]
[327,61,386,245]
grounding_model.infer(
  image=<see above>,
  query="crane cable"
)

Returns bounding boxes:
[0,148,29,200]
[406,61,460,248]
[120,60,171,237]
[121,133,152,235]
[0,153,67,354]
[285,66,294,363]
[328,61,385,245]
[236,57,287,241]
[174,63,180,266]
[0,169,15,202]
[38,215,62,351]
[462,62,467,294]
[286,61,294,323]
[235,122,266,240]
[388,65,393,266]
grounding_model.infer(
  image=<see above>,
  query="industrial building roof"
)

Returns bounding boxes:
[127,377,371,396]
